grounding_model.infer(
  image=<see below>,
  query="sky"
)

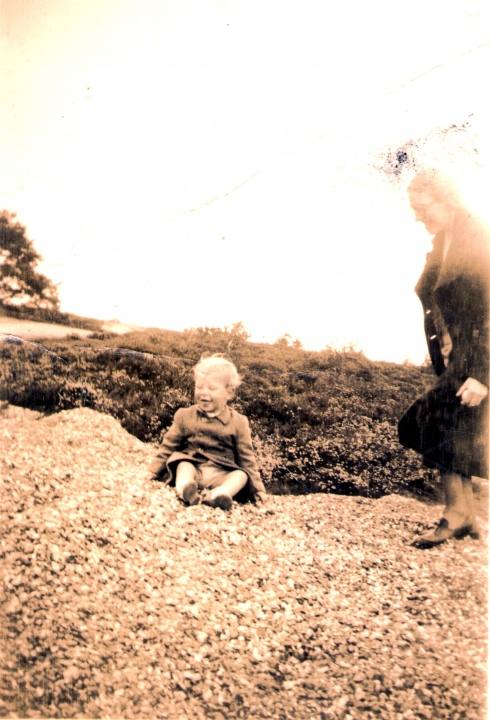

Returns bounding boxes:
[1,0,489,363]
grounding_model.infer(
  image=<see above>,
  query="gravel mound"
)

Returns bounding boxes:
[0,404,487,719]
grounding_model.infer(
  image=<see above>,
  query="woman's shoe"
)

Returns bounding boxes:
[412,516,479,547]
[455,518,480,540]
[412,518,454,547]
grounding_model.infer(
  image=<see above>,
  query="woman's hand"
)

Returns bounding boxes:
[256,492,268,504]
[456,377,488,407]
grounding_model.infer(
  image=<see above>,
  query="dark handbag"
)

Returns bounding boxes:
[397,378,461,456]
[398,397,425,453]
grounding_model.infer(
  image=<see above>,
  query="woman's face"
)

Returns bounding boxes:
[409,190,452,235]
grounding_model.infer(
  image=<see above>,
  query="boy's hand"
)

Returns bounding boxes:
[142,470,158,482]
[256,492,268,504]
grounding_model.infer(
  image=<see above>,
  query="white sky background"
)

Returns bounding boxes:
[1,0,489,363]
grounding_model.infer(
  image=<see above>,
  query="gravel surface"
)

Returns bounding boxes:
[0,404,487,719]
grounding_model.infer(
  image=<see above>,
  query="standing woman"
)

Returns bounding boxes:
[399,169,489,546]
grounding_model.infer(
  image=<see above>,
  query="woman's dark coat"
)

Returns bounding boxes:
[398,209,489,478]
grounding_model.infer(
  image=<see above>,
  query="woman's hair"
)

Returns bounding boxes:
[408,168,463,209]
[193,354,242,389]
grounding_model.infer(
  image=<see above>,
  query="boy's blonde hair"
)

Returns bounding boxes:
[193,354,242,390]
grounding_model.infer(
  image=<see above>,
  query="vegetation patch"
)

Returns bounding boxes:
[0,323,437,498]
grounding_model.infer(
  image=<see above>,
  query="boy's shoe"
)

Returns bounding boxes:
[180,480,199,506]
[202,490,232,511]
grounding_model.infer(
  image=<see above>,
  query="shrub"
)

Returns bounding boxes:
[0,328,437,498]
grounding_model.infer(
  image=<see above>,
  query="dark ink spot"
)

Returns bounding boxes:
[396,151,408,165]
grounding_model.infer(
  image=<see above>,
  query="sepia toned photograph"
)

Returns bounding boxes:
[0,1,488,718]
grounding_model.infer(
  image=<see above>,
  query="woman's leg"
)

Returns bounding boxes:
[442,472,471,528]
[415,471,478,545]
[461,477,480,537]
[175,461,199,505]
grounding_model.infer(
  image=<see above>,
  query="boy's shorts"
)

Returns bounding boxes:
[194,461,233,489]
[167,454,246,489]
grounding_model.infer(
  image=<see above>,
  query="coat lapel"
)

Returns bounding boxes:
[434,211,465,291]
[415,232,444,306]
[416,210,478,302]
[434,209,488,291]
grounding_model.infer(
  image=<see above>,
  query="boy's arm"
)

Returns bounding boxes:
[235,415,267,499]
[146,409,187,479]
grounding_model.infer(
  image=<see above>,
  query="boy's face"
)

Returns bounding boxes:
[195,373,232,415]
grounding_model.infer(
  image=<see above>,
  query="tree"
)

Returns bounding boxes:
[0,211,60,310]
[275,333,303,349]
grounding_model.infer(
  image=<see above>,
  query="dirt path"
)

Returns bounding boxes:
[0,317,93,341]
[0,316,146,342]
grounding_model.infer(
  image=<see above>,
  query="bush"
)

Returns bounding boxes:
[0,328,437,498]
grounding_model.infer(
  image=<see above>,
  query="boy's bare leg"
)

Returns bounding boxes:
[209,470,248,500]
[175,462,199,505]
[203,470,248,510]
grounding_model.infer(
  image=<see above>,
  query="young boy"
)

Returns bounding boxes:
[145,355,267,509]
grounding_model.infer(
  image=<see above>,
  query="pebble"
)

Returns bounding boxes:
[0,405,487,719]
